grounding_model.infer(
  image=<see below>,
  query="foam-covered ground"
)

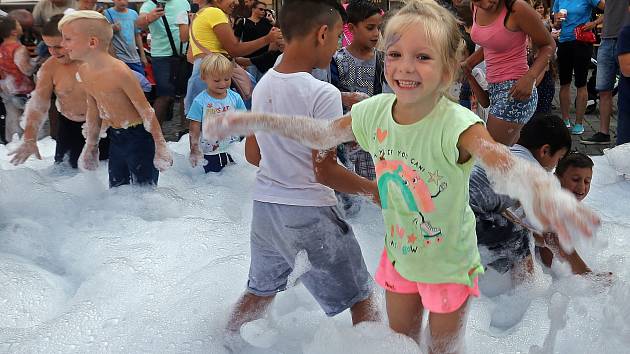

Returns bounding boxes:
[1,137,629,353]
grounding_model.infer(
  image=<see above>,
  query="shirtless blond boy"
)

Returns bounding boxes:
[58,10,172,187]
[9,14,106,168]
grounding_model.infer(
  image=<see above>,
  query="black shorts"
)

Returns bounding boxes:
[54,115,109,168]
[54,115,85,168]
[557,40,593,88]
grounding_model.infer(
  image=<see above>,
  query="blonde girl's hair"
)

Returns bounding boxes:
[382,0,466,95]
[57,10,113,45]
[199,53,234,80]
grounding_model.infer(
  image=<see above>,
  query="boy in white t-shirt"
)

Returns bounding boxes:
[224,0,379,343]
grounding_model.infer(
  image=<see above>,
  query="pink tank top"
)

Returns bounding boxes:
[470,5,529,84]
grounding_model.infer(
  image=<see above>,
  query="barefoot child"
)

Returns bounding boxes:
[222,0,378,344]
[204,1,599,351]
[58,10,172,187]
[9,14,105,168]
[0,15,35,142]
[188,53,245,173]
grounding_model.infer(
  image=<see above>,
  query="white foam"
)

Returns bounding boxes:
[0,138,629,353]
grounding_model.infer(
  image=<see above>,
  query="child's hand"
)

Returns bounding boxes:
[202,111,248,144]
[153,142,173,171]
[8,140,42,165]
[529,187,600,252]
[189,149,204,168]
[78,145,99,171]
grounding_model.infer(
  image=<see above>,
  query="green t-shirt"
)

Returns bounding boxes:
[140,0,190,57]
[351,94,484,286]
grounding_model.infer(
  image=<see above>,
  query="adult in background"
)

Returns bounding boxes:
[466,0,556,145]
[32,0,77,29]
[137,0,191,123]
[617,7,630,145]
[582,0,629,144]
[232,0,254,20]
[553,0,605,135]
[184,0,281,113]
[233,0,273,81]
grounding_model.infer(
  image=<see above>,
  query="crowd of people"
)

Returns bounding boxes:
[1,0,627,352]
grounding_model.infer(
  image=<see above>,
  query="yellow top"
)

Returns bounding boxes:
[190,7,229,57]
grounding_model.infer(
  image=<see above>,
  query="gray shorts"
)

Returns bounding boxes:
[248,201,372,316]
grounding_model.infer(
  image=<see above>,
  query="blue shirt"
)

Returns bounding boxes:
[187,89,246,155]
[104,8,139,48]
[553,0,601,43]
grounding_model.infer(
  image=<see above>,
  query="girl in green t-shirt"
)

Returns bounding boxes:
[202,0,600,351]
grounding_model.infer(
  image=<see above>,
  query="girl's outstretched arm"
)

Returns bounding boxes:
[458,124,600,252]
[202,112,355,150]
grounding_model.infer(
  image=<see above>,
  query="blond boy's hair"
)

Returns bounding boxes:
[383,0,465,94]
[58,10,113,46]
[199,53,234,80]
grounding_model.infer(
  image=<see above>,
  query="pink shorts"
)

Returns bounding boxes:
[375,249,480,314]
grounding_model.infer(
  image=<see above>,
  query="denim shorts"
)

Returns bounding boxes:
[151,56,175,97]
[488,79,538,125]
[596,38,619,92]
[247,201,372,316]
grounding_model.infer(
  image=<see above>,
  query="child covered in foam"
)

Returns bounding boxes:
[58,10,172,187]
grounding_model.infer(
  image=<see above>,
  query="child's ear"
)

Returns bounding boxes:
[539,144,551,157]
[348,22,356,34]
[316,24,329,46]
[88,36,98,48]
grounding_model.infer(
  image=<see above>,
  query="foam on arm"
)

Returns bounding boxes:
[459,124,600,252]
[202,111,355,150]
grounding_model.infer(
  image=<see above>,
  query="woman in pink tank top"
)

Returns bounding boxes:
[465,0,556,145]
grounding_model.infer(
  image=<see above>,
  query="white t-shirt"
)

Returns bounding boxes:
[252,69,342,207]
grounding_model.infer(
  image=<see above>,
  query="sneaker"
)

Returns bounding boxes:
[571,124,585,135]
[581,132,611,145]
[564,119,572,128]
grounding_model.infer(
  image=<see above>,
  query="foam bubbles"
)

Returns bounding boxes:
[0,138,628,353]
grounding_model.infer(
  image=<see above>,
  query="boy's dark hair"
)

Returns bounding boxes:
[346,0,381,25]
[42,14,64,37]
[279,0,347,41]
[0,16,18,39]
[555,152,594,177]
[517,114,572,154]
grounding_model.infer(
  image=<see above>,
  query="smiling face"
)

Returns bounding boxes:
[349,13,383,50]
[43,35,71,64]
[60,21,91,61]
[558,167,593,201]
[384,26,446,106]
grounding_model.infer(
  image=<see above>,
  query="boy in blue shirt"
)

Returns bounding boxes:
[188,53,246,173]
[104,0,147,74]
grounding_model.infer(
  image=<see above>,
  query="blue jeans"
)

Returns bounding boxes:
[184,57,206,114]
[596,38,619,92]
[107,125,159,188]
